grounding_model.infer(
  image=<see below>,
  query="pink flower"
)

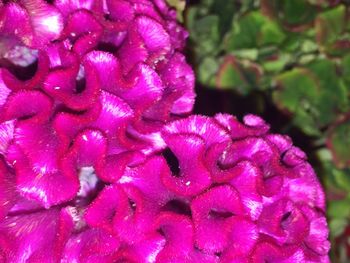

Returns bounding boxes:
[0,0,329,261]
[0,0,194,208]
[0,110,330,261]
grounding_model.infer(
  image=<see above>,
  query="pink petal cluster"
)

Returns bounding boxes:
[0,0,330,261]
[157,114,330,262]
[0,110,330,261]
[0,0,194,208]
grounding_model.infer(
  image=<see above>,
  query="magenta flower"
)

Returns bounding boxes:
[158,114,330,262]
[0,108,330,261]
[0,0,194,208]
[0,0,329,262]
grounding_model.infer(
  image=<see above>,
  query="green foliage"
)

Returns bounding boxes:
[187,0,350,156]
[328,119,350,168]
[186,1,350,261]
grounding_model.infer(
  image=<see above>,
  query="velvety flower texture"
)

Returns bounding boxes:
[0,109,330,261]
[0,0,194,208]
[0,0,330,262]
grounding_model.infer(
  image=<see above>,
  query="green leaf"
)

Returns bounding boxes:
[210,0,236,37]
[216,56,260,95]
[301,39,319,53]
[189,15,220,57]
[232,49,258,60]
[262,0,316,28]
[306,59,349,126]
[328,120,350,168]
[262,53,292,73]
[216,57,249,92]
[342,54,350,85]
[273,59,348,135]
[329,218,348,238]
[197,56,219,84]
[273,68,319,112]
[332,168,350,192]
[279,0,316,26]
[282,33,304,52]
[259,18,286,46]
[293,108,322,136]
[328,199,350,218]
[315,5,346,46]
[273,68,322,135]
[225,11,285,51]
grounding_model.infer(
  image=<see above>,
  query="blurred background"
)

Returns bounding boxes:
[167,0,350,261]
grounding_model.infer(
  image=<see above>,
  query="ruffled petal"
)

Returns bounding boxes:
[282,146,307,166]
[0,120,15,156]
[123,125,166,155]
[120,63,164,115]
[45,41,79,69]
[0,158,16,220]
[220,137,286,197]
[205,143,261,187]
[22,0,64,47]
[265,134,293,154]
[0,209,61,262]
[135,15,170,57]
[219,137,274,167]
[118,16,170,72]
[52,103,100,155]
[59,130,107,204]
[13,122,60,173]
[85,184,126,233]
[258,199,309,246]
[250,240,296,262]
[115,233,165,263]
[82,51,126,94]
[62,228,120,262]
[112,184,159,244]
[54,0,101,17]
[290,163,326,210]
[285,173,326,210]
[301,205,330,262]
[61,9,103,41]
[91,88,134,139]
[166,17,189,50]
[2,50,50,91]
[0,0,63,48]
[7,143,78,208]
[222,217,258,259]
[43,53,100,110]
[163,115,230,147]
[229,161,264,220]
[215,113,269,139]
[1,90,53,124]
[161,133,212,196]
[132,1,163,24]
[0,72,11,107]
[7,123,79,207]
[119,156,173,204]
[191,185,244,253]
[106,0,135,22]
[62,10,104,56]
[0,3,33,46]
[96,151,143,183]
[155,212,194,260]
[304,216,331,256]
[159,53,195,115]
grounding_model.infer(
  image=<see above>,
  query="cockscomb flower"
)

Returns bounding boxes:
[0,113,330,262]
[0,0,194,208]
